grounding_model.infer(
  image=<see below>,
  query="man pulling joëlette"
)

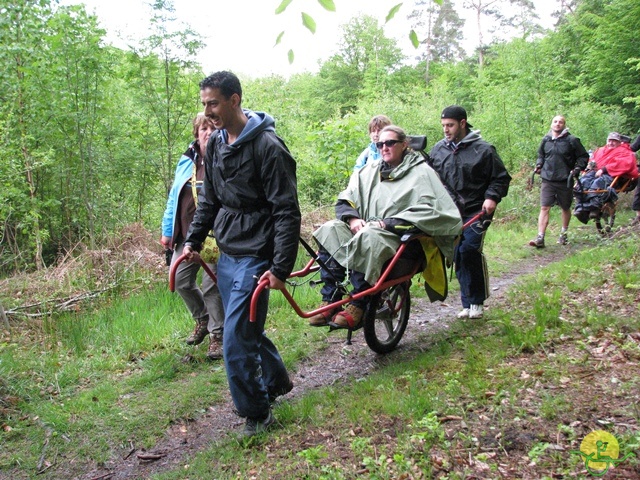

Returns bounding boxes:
[184,71,300,437]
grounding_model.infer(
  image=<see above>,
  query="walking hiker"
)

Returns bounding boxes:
[183,71,300,437]
[628,133,640,226]
[429,105,511,320]
[529,115,589,247]
[161,114,224,360]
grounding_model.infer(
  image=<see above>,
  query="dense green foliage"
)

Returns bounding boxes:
[0,0,639,273]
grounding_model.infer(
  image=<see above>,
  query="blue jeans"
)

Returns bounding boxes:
[455,215,489,308]
[217,254,288,419]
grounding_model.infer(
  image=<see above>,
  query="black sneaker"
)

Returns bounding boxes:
[268,376,294,403]
[243,410,275,437]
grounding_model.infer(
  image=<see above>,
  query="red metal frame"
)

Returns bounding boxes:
[248,210,484,322]
[169,211,485,324]
[169,254,217,292]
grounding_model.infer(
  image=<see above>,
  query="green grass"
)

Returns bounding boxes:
[2,191,640,478]
[148,229,640,479]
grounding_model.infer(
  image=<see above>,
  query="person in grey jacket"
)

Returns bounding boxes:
[529,115,589,247]
[183,71,300,437]
[430,106,511,320]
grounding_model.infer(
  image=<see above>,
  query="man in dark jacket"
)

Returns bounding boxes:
[430,105,511,320]
[183,71,301,437]
[628,134,640,226]
[530,115,589,247]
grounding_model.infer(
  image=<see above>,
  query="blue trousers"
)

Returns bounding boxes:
[455,216,489,308]
[217,254,288,419]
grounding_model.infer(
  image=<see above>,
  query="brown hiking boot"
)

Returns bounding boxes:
[186,319,208,346]
[207,333,223,360]
[308,301,338,327]
[332,304,364,329]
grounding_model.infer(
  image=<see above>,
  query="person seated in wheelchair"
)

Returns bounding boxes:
[573,132,639,223]
[309,125,462,329]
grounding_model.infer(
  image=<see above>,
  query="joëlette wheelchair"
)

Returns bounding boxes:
[572,171,638,235]
[170,136,484,354]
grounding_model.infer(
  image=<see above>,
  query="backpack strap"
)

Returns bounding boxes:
[191,161,200,205]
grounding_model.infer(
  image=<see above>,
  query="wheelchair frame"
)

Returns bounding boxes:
[573,173,637,235]
[170,212,484,354]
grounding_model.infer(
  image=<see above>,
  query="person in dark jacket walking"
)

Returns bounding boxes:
[529,115,589,247]
[628,134,640,226]
[430,106,511,320]
[183,71,301,437]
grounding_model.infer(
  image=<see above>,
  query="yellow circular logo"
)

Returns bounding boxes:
[579,430,620,474]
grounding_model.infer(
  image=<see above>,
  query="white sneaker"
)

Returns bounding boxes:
[457,308,470,319]
[469,304,484,319]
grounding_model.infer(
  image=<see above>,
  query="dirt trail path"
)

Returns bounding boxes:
[84,250,565,480]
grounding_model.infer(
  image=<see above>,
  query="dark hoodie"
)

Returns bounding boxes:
[429,130,511,217]
[536,128,589,182]
[185,110,301,282]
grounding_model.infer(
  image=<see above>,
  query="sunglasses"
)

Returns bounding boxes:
[375,139,402,149]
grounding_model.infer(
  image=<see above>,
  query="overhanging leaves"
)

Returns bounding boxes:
[317,0,336,12]
[274,31,285,46]
[301,12,317,34]
[275,0,294,15]
[385,3,403,23]
[409,29,419,48]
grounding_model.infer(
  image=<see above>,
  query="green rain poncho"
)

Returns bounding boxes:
[313,150,462,301]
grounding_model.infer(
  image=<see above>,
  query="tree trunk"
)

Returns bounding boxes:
[16,53,45,270]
